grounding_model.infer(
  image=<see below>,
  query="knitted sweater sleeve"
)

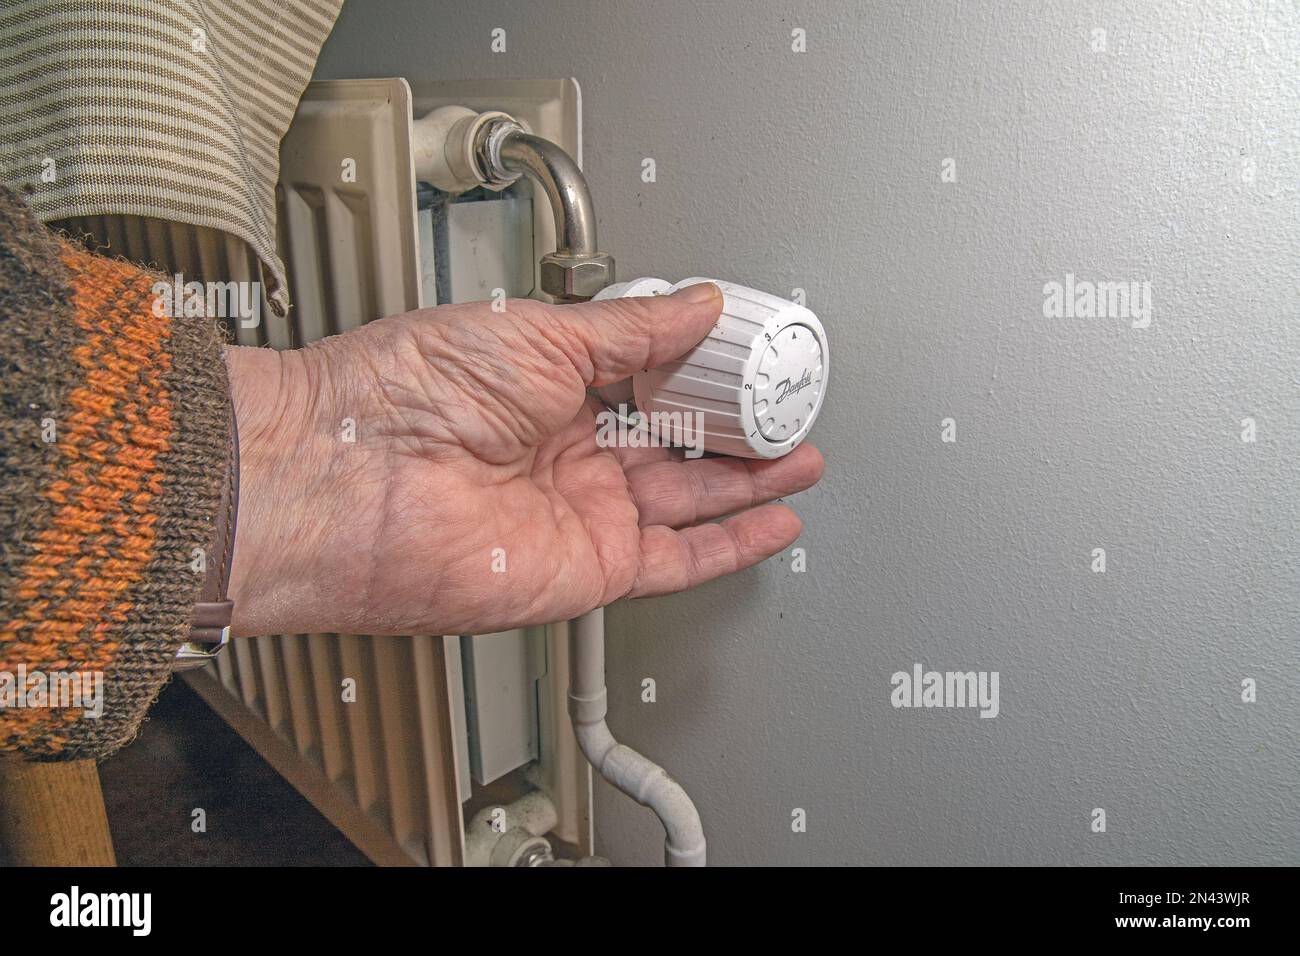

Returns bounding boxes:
[0,186,231,761]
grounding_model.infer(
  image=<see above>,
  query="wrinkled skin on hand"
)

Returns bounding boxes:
[225,283,824,637]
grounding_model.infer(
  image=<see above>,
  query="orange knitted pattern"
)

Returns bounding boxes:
[0,240,173,754]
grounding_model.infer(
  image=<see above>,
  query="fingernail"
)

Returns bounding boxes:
[673,281,721,304]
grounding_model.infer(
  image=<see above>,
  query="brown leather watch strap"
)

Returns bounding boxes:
[175,401,239,670]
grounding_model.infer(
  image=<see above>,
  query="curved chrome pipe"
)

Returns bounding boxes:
[475,120,613,302]
[497,130,598,257]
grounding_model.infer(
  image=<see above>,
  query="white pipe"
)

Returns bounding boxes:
[410,105,519,195]
[568,608,707,867]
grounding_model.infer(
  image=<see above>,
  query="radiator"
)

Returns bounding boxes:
[60,78,592,866]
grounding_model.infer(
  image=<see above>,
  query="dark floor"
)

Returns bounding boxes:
[98,680,370,866]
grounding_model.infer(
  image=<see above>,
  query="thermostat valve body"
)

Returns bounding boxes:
[594,277,828,459]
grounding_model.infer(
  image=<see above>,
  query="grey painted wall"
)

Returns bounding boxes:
[316,1,1300,865]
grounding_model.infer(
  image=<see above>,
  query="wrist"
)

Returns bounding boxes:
[223,343,356,637]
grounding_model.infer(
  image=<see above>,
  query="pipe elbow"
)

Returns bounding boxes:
[572,715,617,769]
[597,741,707,868]
[638,762,707,867]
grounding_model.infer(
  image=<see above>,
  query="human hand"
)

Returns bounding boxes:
[224,283,824,637]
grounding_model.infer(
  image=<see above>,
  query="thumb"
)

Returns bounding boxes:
[546,281,723,387]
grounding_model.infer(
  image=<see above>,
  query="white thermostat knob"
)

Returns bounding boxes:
[594,277,828,459]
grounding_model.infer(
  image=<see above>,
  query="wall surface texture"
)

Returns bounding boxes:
[316,0,1299,865]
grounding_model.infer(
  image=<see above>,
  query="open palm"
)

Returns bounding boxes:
[227,284,824,638]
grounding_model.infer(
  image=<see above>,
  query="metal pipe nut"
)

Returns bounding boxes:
[540,252,616,301]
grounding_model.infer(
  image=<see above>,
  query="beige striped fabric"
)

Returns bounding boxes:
[0,0,343,316]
